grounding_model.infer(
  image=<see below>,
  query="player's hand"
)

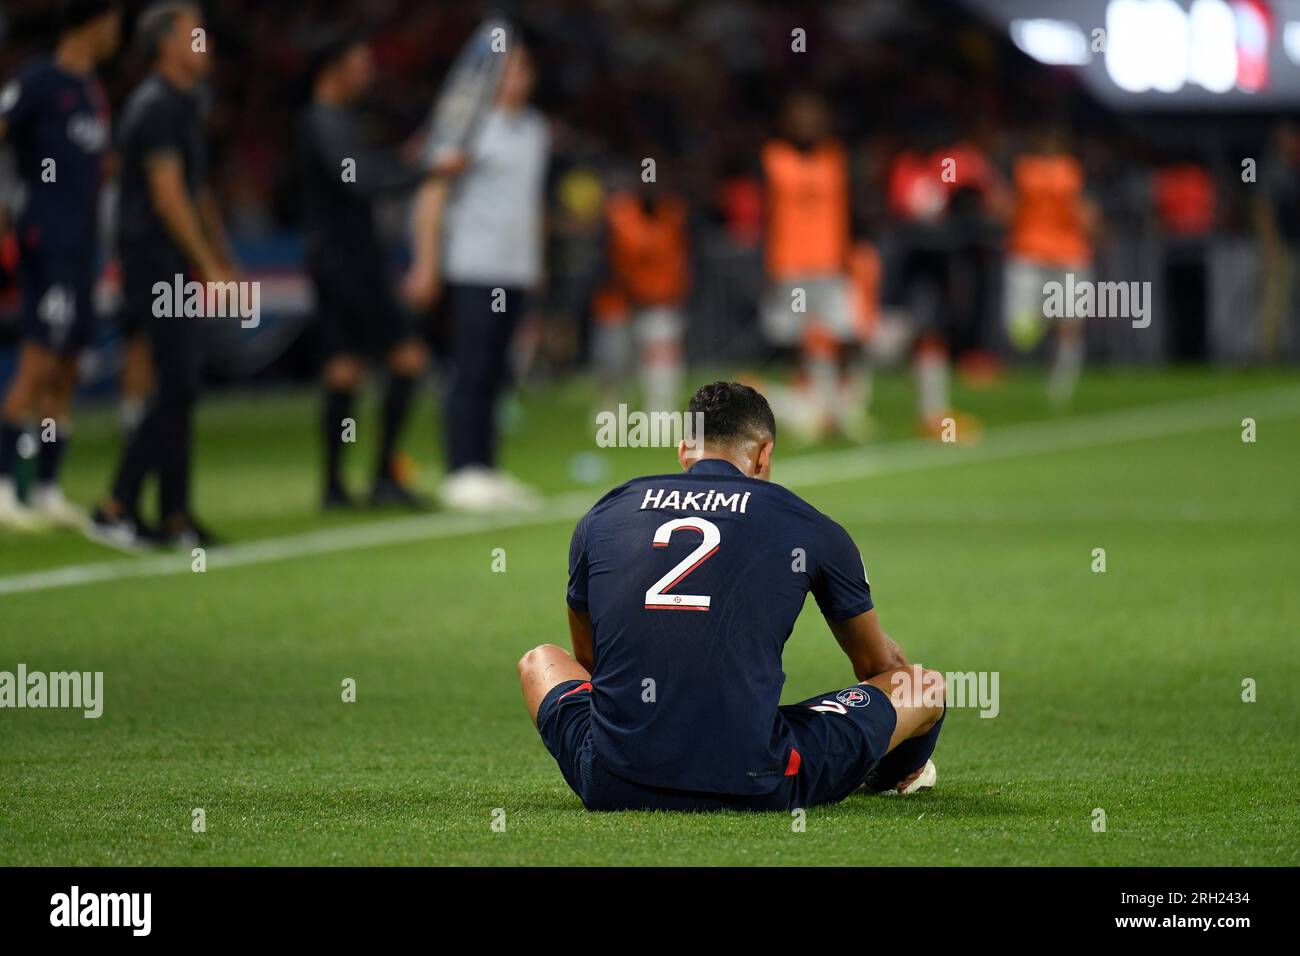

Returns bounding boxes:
[429,149,469,179]
[197,257,242,289]
[225,259,248,286]
[881,636,908,671]
[403,262,442,309]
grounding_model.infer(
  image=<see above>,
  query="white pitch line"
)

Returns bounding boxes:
[1,385,1297,597]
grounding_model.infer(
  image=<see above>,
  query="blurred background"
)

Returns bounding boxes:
[3,0,1298,401]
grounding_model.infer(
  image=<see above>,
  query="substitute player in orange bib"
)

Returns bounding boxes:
[760,91,872,442]
[592,179,690,414]
[1004,128,1099,407]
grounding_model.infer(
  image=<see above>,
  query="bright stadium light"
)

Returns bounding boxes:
[1150,0,1191,93]
[1009,18,1091,65]
[1189,0,1238,93]
[1284,21,1300,64]
[1105,0,1244,94]
[1105,0,1163,92]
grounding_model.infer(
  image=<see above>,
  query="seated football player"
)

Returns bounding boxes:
[519,381,946,812]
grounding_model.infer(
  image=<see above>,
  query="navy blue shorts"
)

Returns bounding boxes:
[18,243,96,356]
[536,679,897,812]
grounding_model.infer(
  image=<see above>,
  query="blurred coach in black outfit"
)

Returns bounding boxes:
[90,1,235,548]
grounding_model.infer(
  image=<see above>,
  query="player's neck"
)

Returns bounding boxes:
[156,58,196,93]
[691,452,756,477]
[314,81,349,107]
[54,37,96,76]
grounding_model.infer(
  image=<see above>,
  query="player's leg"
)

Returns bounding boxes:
[518,643,591,724]
[590,290,633,410]
[1004,255,1048,352]
[442,284,497,507]
[321,353,363,508]
[441,284,535,510]
[801,317,839,438]
[150,305,209,545]
[1048,318,1084,408]
[901,248,979,442]
[365,265,426,506]
[120,332,152,437]
[0,343,55,421]
[441,284,495,509]
[781,665,946,808]
[903,251,955,434]
[0,343,57,527]
[28,354,85,527]
[633,305,683,414]
[862,665,945,753]
[1047,268,1086,407]
[29,259,95,528]
[759,279,827,443]
[369,336,427,507]
[822,273,873,441]
[474,286,526,475]
[913,332,950,429]
[313,259,367,509]
[2,246,71,526]
[861,665,946,793]
[519,643,596,805]
[93,259,165,547]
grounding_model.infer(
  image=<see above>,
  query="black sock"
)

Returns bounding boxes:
[377,374,415,482]
[0,421,22,479]
[323,389,353,494]
[864,705,946,793]
[36,425,68,485]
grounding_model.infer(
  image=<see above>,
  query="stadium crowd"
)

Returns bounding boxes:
[1,0,1297,541]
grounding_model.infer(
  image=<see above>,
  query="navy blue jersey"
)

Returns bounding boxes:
[0,59,109,251]
[567,457,874,796]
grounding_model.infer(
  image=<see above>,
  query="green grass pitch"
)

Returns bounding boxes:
[1,367,1297,865]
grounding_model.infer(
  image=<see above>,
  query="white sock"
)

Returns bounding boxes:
[840,347,873,412]
[804,352,838,422]
[120,397,146,433]
[641,362,681,414]
[915,351,950,420]
[592,322,634,408]
[635,309,684,413]
[1049,333,1084,405]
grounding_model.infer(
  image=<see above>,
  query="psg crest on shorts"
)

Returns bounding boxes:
[835,687,871,708]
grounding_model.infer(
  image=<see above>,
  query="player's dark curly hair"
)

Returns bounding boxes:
[687,382,776,447]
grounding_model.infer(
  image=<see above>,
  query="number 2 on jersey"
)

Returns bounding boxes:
[644,517,720,611]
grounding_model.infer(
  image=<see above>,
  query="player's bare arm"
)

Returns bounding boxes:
[198,186,237,273]
[145,151,227,280]
[567,606,594,672]
[828,608,908,682]
[403,177,450,307]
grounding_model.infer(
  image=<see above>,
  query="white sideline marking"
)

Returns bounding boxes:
[1,385,1297,597]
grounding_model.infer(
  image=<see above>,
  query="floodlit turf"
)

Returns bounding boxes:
[1,368,1298,865]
